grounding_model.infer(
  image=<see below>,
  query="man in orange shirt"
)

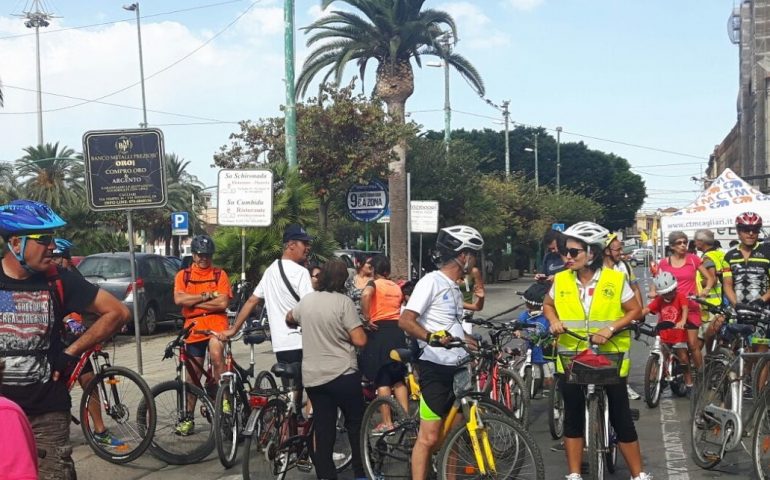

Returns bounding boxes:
[173,235,231,434]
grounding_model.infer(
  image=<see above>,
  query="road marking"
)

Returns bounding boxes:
[659,397,690,480]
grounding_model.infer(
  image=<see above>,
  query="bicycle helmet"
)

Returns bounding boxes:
[0,200,66,238]
[562,221,609,247]
[52,238,74,258]
[736,211,763,228]
[435,225,484,261]
[190,234,215,255]
[653,271,678,295]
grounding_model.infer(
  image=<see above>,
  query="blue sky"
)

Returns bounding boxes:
[0,0,739,210]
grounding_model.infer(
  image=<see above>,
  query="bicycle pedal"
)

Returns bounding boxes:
[630,408,640,421]
[297,458,313,473]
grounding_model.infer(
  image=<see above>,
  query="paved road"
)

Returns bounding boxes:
[71,272,758,479]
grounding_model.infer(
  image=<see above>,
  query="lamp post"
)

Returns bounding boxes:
[427,32,453,156]
[123,3,148,128]
[20,1,52,146]
[284,0,297,170]
[556,126,562,194]
[502,101,511,178]
[524,132,539,190]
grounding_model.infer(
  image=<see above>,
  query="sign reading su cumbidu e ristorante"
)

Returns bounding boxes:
[82,128,167,211]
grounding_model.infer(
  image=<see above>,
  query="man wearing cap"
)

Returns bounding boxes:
[226,224,314,368]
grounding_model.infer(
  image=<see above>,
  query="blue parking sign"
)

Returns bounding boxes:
[552,223,565,232]
[172,212,189,236]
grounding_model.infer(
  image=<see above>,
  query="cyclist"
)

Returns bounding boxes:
[723,212,770,394]
[515,282,555,389]
[543,221,650,480]
[397,225,484,480]
[173,234,232,435]
[0,200,130,479]
[693,229,726,351]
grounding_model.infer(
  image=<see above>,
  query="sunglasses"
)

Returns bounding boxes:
[672,240,688,246]
[562,247,585,258]
[24,233,55,246]
[738,227,761,234]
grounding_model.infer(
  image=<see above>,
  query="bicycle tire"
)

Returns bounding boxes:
[547,379,564,440]
[690,362,729,469]
[497,368,529,425]
[754,356,770,398]
[147,380,215,465]
[436,412,545,480]
[242,397,287,480]
[214,376,245,468]
[752,389,770,479]
[644,354,662,408]
[80,365,156,464]
[586,394,605,480]
[361,396,416,479]
[334,407,354,472]
[255,370,278,393]
[605,420,618,474]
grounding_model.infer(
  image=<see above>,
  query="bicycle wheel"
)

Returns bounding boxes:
[690,363,729,469]
[605,421,618,474]
[361,396,416,479]
[242,397,287,480]
[255,370,278,393]
[147,380,215,465]
[755,356,770,397]
[752,390,770,479]
[436,412,545,480]
[586,394,605,480]
[214,376,244,468]
[80,366,156,464]
[497,368,529,425]
[547,378,564,440]
[334,407,353,472]
[644,354,662,408]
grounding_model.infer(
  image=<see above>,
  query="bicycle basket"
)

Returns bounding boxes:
[558,350,624,385]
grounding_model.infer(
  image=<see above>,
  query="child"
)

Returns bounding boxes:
[643,271,693,388]
[516,283,554,388]
[0,359,38,479]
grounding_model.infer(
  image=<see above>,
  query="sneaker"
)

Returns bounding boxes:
[631,473,653,480]
[566,474,583,480]
[627,385,641,400]
[551,441,566,452]
[332,452,348,462]
[222,398,232,414]
[93,429,126,448]
[175,419,195,436]
[371,423,394,435]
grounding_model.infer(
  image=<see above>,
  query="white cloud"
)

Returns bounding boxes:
[507,0,545,11]
[439,2,511,49]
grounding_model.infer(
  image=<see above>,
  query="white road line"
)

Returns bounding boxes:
[659,397,690,480]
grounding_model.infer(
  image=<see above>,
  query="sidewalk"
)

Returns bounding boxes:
[71,275,535,479]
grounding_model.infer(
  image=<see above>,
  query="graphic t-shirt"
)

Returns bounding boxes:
[174,265,232,344]
[647,292,687,324]
[659,254,702,326]
[0,396,37,479]
[253,259,313,353]
[0,266,98,415]
[723,243,770,304]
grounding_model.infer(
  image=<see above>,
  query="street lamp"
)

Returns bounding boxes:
[427,33,453,156]
[19,1,53,146]
[123,3,148,128]
[524,132,540,189]
[556,126,562,194]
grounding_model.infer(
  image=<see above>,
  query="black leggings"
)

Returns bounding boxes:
[305,372,365,479]
[560,376,638,443]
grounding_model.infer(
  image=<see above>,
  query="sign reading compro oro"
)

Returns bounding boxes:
[217,169,274,227]
[83,128,167,211]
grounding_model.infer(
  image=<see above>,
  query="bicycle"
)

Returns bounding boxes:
[68,342,156,464]
[360,337,545,480]
[241,361,354,479]
[211,325,269,468]
[636,322,689,408]
[145,322,218,465]
[559,325,641,480]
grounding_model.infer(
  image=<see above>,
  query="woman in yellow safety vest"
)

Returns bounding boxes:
[543,221,650,480]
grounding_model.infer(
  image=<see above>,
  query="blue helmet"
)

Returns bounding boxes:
[53,238,74,257]
[0,200,66,238]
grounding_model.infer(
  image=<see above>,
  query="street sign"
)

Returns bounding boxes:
[552,223,566,232]
[377,207,391,224]
[217,169,274,227]
[347,180,388,223]
[411,200,440,233]
[171,212,189,236]
[82,128,167,211]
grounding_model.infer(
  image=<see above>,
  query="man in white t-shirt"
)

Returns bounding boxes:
[225,224,314,367]
[398,225,484,480]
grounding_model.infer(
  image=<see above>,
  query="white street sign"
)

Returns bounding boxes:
[410,200,439,233]
[217,169,274,227]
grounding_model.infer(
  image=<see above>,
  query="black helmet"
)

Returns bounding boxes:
[191,235,215,255]
[522,283,548,306]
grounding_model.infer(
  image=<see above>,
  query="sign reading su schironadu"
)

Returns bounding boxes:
[82,128,167,211]
[217,169,274,227]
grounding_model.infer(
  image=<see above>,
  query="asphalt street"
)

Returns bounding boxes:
[70,271,757,479]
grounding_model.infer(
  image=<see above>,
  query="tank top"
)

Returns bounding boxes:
[369,278,403,322]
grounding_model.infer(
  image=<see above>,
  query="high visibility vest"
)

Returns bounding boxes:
[553,268,630,377]
[696,249,724,313]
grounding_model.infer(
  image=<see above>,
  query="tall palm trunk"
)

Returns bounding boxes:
[376,61,414,280]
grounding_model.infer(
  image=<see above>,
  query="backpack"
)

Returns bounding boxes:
[182,267,222,288]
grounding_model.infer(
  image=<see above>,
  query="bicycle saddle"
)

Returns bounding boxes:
[271,362,302,380]
[724,323,755,336]
[389,348,413,364]
[243,332,266,345]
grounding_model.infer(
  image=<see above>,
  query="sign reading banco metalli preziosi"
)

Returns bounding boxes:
[82,128,167,211]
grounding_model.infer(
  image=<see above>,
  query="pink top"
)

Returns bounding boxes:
[0,396,37,479]
[659,253,702,326]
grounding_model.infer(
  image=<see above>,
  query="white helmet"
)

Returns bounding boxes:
[653,271,678,295]
[436,225,484,261]
[562,221,609,247]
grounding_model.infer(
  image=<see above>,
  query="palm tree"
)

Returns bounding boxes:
[296,0,484,278]
[16,142,79,210]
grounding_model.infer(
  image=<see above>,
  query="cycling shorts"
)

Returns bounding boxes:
[417,360,460,421]
[185,339,210,358]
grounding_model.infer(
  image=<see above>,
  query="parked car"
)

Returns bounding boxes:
[76,252,183,335]
[630,248,654,266]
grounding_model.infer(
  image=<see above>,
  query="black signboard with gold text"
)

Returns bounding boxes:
[83,128,167,211]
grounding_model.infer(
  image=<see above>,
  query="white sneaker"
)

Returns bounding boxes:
[566,474,583,480]
[631,473,653,480]
[627,385,641,400]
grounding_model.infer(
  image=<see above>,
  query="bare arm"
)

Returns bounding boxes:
[223,295,262,338]
[591,297,642,345]
[544,294,564,334]
[630,283,643,313]
[723,275,737,306]
[196,295,229,312]
[63,289,130,357]
[349,326,367,348]
[696,263,715,297]
[360,285,374,322]
[174,290,210,308]
[398,309,429,344]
